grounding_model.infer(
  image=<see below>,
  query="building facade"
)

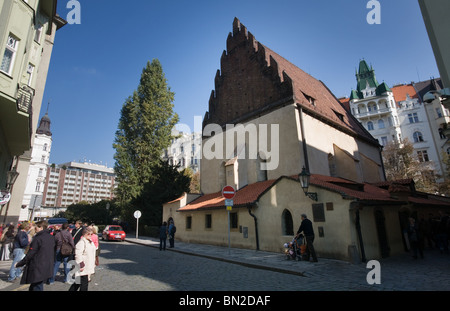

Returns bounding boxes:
[42,161,116,211]
[346,60,450,186]
[163,129,201,173]
[0,0,65,223]
[19,111,53,221]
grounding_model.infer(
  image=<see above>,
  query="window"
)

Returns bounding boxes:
[436,108,443,118]
[378,119,385,129]
[26,63,34,86]
[205,214,212,229]
[43,143,48,151]
[408,113,419,123]
[381,136,388,146]
[186,216,192,230]
[413,131,424,143]
[282,209,294,235]
[35,182,41,192]
[1,34,19,75]
[230,212,238,229]
[367,121,374,131]
[34,24,43,43]
[417,150,429,162]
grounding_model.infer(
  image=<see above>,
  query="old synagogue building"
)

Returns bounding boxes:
[163,18,450,262]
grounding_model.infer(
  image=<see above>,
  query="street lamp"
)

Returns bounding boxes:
[6,166,19,190]
[298,166,318,201]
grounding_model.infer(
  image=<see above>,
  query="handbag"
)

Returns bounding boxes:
[61,238,74,256]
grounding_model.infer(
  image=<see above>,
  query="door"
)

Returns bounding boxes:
[375,209,390,258]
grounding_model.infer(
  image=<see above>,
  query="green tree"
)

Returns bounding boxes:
[130,160,191,227]
[113,59,179,203]
[382,138,437,193]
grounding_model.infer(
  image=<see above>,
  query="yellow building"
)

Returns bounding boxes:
[163,18,450,262]
[0,0,66,223]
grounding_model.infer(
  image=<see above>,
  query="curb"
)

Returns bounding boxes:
[125,239,306,277]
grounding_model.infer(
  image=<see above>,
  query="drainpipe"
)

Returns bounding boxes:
[351,201,367,263]
[248,204,260,250]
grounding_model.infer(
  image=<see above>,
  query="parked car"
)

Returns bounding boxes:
[102,225,126,241]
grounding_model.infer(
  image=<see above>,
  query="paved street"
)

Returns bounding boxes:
[0,236,449,293]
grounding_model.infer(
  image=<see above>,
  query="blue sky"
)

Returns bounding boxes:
[42,0,440,168]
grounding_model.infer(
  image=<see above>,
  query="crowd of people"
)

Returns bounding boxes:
[407,211,450,259]
[0,220,99,291]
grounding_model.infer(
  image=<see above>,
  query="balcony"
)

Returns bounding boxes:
[352,107,393,119]
[0,83,34,155]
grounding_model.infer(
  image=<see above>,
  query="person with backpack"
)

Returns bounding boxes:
[48,223,74,284]
[168,219,176,248]
[8,222,30,282]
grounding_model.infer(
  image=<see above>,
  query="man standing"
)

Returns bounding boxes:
[16,220,55,291]
[8,222,30,282]
[296,214,318,262]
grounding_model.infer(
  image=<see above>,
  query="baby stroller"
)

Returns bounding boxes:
[284,234,306,261]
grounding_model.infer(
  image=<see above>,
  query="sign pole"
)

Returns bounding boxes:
[228,208,231,253]
[222,186,235,255]
[134,210,142,239]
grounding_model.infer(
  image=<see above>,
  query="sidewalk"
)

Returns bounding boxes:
[126,236,450,290]
[1,236,449,290]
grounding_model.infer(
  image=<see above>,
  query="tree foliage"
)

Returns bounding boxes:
[126,160,191,227]
[382,138,437,193]
[113,59,179,203]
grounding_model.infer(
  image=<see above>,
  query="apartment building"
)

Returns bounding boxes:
[0,0,66,223]
[42,161,116,209]
[163,129,201,173]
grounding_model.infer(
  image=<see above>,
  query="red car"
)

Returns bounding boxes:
[102,225,126,241]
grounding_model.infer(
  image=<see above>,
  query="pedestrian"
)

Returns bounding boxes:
[15,220,55,291]
[168,219,176,248]
[436,211,449,254]
[89,224,99,267]
[1,224,15,260]
[8,222,30,282]
[68,226,96,291]
[48,223,74,284]
[159,221,168,251]
[407,217,424,259]
[71,220,84,246]
[296,214,318,262]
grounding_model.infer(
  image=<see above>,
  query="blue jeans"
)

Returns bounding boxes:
[49,250,71,283]
[8,248,25,281]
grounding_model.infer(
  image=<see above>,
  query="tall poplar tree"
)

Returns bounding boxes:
[113,59,179,202]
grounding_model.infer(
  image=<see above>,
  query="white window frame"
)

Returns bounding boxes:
[1,34,19,76]
[26,63,35,86]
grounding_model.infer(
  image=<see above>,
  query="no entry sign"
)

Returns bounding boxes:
[222,185,235,199]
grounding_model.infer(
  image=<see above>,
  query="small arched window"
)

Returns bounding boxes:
[367,121,374,131]
[413,131,424,143]
[282,209,294,236]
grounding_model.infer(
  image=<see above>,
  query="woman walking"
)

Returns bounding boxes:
[68,227,96,291]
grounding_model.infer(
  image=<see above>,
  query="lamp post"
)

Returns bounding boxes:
[1,166,20,222]
[298,166,318,201]
[6,166,19,190]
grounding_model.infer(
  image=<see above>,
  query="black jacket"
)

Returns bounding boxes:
[17,229,55,284]
[297,218,315,236]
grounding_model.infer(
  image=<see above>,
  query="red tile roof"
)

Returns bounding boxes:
[177,174,450,211]
[391,84,418,103]
[259,44,376,144]
[178,179,277,212]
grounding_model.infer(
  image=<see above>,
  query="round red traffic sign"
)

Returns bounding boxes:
[222,186,236,199]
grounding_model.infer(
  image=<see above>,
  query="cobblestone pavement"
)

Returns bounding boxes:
[0,236,449,292]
